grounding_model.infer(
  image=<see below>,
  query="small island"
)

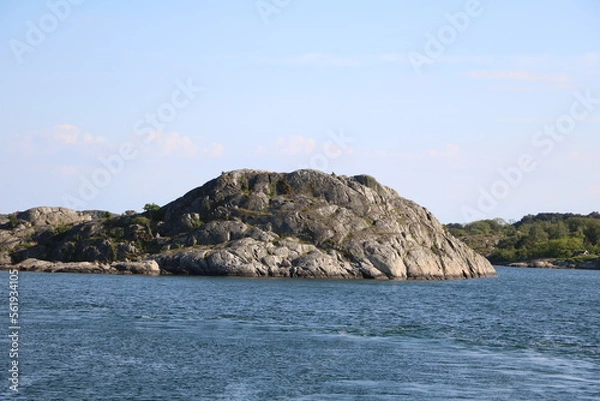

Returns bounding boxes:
[0,169,495,280]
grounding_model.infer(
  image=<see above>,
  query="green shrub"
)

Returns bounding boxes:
[8,214,18,228]
[55,224,73,235]
[530,237,585,259]
[276,179,293,195]
[583,221,600,245]
[131,216,151,226]
[143,203,164,221]
[111,227,125,240]
[488,248,517,264]
[191,217,203,229]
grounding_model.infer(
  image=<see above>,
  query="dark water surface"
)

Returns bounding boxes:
[1,267,599,400]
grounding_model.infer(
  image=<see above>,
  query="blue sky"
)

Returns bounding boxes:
[1,0,598,223]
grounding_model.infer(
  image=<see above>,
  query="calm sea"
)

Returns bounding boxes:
[1,267,599,400]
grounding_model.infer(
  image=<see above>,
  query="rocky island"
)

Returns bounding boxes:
[0,170,496,280]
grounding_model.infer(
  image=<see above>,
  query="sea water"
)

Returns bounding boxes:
[1,267,598,400]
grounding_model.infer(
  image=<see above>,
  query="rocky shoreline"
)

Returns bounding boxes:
[1,258,161,275]
[507,259,600,270]
[1,170,496,280]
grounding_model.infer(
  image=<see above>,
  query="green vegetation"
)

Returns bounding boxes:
[131,216,151,227]
[191,217,203,229]
[446,213,600,264]
[8,214,18,228]
[131,216,153,238]
[270,179,293,197]
[55,224,73,235]
[143,203,164,221]
[110,227,125,240]
[430,243,443,256]
[239,176,251,195]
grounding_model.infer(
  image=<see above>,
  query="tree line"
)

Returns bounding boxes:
[446,212,600,264]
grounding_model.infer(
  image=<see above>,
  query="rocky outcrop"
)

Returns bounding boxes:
[0,207,111,266]
[508,258,600,270]
[8,258,160,275]
[0,169,496,280]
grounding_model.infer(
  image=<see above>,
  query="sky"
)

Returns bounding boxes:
[0,0,598,223]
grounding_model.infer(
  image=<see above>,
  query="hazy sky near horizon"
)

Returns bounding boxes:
[1,0,599,223]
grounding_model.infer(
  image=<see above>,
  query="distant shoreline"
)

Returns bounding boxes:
[503,259,600,270]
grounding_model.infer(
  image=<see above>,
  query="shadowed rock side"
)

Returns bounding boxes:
[0,170,496,279]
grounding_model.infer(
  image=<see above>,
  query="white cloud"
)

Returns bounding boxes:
[508,55,550,68]
[379,53,408,63]
[52,124,106,145]
[485,83,580,93]
[161,131,197,156]
[254,145,268,156]
[467,70,572,83]
[207,142,224,158]
[275,135,317,155]
[425,144,460,158]
[286,53,361,67]
[5,124,109,159]
[53,124,79,144]
[438,55,493,64]
[579,51,600,69]
[499,115,600,124]
[374,144,461,162]
[500,117,547,123]
[133,131,225,159]
[58,164,84,176]
[145,131,199,158]
[260,53,494,67]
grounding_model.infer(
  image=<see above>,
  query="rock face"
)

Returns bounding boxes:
[0,170,496,279]
[7,258,160,275]
[0,207,109,265]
